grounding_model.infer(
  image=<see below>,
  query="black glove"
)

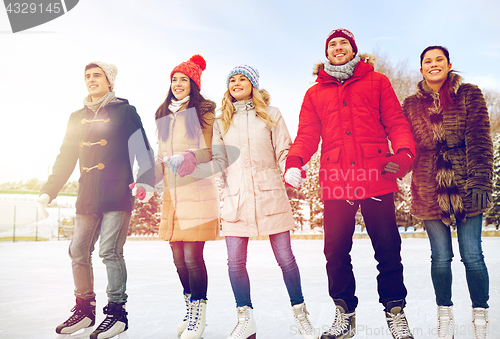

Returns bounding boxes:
[469,189,492,210]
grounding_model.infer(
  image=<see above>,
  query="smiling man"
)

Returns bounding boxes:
[284,29,416,339]
[38,61,155,339]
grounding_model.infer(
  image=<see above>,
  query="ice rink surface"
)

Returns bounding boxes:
[1,237,499,339]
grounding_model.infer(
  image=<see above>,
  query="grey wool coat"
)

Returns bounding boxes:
[402,73,493,225]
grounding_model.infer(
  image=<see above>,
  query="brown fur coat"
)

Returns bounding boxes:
[402,73,493,225]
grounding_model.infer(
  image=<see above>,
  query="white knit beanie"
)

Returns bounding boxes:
[85,61,118,90]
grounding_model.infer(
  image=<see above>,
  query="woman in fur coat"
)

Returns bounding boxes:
[154,55,219,339]
[184,65,315,339]
[402,46,492,339]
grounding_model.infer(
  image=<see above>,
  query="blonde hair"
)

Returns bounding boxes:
[219,85,276,134]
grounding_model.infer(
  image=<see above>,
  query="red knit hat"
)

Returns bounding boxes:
[170,55,206,90]
[325,28,357,57]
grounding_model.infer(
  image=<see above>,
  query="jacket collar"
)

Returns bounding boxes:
[316,59,374,85]
[416,72,463,99]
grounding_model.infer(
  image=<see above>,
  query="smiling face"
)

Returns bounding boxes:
[228,74,253,101]
[171,72,191,101]
[327,37,355,65]
[420,49,452,91]
[85,67,111,102]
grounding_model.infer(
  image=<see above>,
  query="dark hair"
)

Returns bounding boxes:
[155,78,209,141]
[420,45,454,110]
[420,45,450,66]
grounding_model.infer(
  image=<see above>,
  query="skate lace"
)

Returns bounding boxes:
[96,315,117,331]
[186,300,201,331]
[229,308,251,338]
[327,307,352,335]
[64,306,88,325]
[437,307,453,338]
[293,305,315,334]
[182,294,191,322]
[387,312,412,339]
[472,308,488,339]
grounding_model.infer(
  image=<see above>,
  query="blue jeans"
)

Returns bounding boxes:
[170,241,208,301]
[69,211,131,304]
[225,231,304,308]
[424,214,489,308]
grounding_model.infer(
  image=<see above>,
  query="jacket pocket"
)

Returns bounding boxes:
[222,187,241,222]
[257,172,290,216]
[99,170,132,205]
[360,142,390,173]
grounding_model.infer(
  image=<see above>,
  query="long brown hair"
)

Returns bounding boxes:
[155,79,209,141]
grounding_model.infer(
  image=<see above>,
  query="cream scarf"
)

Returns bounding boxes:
[83,91,117,114]
[169,95,190,114]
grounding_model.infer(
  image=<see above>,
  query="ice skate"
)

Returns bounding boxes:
[177,294,192,337]
[472,307,489,339]
[227,305,256,339]
[385,300,414,339]
[292,302,317,339]
[436,305,454,339]
[90,302,128,339]
[321,299,355,339]
[56,298,96,336]
[181,299,207,339]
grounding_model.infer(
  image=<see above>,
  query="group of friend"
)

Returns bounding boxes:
[38,28,492,339]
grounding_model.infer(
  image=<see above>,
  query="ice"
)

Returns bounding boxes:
[0,237,498,338]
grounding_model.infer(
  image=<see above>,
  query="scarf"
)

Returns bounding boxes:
[323,55,360,82]
[83,91,117,114]
[169,95,190,113]
[421,80,465,225]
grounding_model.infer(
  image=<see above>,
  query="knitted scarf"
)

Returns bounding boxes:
[169,95,190,113]
[83,91,117,114]
[421,79,465,225]
[323,55,361,82]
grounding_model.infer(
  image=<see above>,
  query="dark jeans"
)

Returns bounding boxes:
[424,214,489,308]
[170,241,208,301]
[323,193,407,312]
[225,231,304,308]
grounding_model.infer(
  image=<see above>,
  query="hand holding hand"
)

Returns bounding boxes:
[129,183,155,203]
[177,151,197,177]
[284,166,307,188]
[165,154,185,174]
[37,193,50,219]
[382,149,413,180]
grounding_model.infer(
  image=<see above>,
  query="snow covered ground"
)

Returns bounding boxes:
[0,237,499,339]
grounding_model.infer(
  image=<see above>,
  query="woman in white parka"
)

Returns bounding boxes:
[184,65,315,339]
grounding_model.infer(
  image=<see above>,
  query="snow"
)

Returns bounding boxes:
[0,237,499,339]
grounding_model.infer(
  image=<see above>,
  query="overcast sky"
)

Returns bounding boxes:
[1,0,499,183]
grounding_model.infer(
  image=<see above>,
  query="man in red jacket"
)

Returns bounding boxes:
[284,29,415,339]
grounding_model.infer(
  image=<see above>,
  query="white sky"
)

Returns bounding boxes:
[1,0,500,183]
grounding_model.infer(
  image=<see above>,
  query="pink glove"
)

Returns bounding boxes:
[177,151,197,177]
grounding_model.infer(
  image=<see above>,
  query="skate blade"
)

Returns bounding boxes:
[56,327,93,339]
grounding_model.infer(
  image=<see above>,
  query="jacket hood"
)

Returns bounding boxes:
[199,99,216,115]
[313,53,376,76]
[258,89,270,105]
[416,72,463,99]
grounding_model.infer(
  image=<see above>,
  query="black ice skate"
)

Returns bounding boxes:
[90,302,128,339]
[55,298,96,335]
[321,299,356,339]
[385,300,414,339]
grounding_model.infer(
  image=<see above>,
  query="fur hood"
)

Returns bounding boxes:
[258,89,270,105]
[199,99,216,115]
[313,53,376,76]
[416,72,463,99]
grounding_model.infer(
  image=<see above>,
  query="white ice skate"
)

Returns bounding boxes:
[56,327,94,339]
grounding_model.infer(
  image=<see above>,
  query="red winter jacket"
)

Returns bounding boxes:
[288,56,415,200]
